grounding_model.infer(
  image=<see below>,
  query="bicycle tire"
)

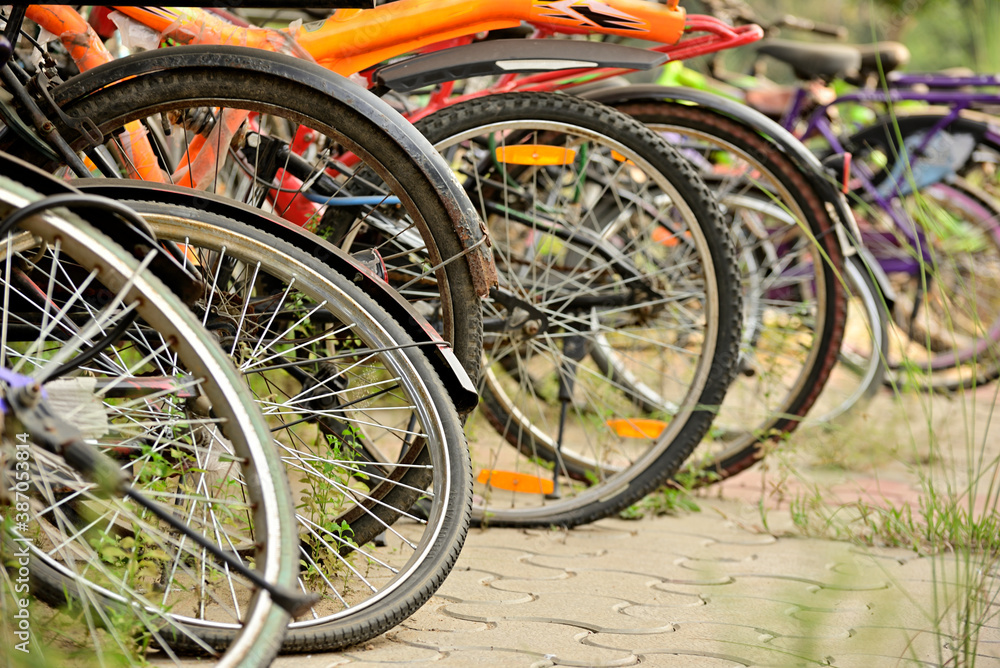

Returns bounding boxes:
[11,47,485,389]
[807,254,890,424]
[609,101,848,482]
[844,115,1000,391]
[0,173,297,666]
[103,196,472,653]
[416,93,743,527]
[884,179,1000,391]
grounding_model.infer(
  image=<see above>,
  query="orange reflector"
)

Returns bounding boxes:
[610,150,636,166]
[477,469,554,495]
[651,226,692,247]
[495,145,576,166]
[606,418,668,439]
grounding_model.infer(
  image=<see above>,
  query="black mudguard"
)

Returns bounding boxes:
[374,39,669,93]
[48,45,496,296]
[73,180,480,413]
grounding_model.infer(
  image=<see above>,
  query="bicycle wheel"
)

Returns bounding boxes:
[416,93,742,527]
[846,115,1000,391]
[609,101,848,481]
[806,254,889,424]
[881,180,1000,391]
[0,173,296,665]
[7,47,486,387]
[91,194,472,652]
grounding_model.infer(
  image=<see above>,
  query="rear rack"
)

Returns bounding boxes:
[508,14,763,92]
[659,14,764,62]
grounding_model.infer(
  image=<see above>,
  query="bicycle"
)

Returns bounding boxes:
[1,16,484,652]
[686,0,1000,393]
[10,4,498,393]
[7,3,755,517]
[50,0,870,488]
[233,0,874,480]
[0,150,307,665]
[2,113,478,657]
[361,21,866,481]
[413,91,744,526]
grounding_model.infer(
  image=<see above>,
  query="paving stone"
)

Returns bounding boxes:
[310,633,443,665]
[452,549,572,581]
[825,654,937,668]
[440,591,676,633]
[392,620,638,666]
[155,497,999,668]
[434,568,538,604]
[672,556,891,593]
[833,624,952,660]
[487,569,695,606]
[398,600,493,633]
[588,621,837,666]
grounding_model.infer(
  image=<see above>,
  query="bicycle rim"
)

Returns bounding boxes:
[103,198,472,651]
[417,93,741,526]
[0,175,296,665]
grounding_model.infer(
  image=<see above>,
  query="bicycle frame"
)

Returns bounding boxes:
[24,1,758,205]
[789,83,1000,267]
[85,0,688,76]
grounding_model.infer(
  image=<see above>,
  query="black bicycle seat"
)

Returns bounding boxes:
[756,39,861,81]
[854,41,910,79]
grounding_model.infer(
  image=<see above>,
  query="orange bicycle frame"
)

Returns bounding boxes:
[26,0,687,186]
[106,0,686,76]
[25,0,681,188]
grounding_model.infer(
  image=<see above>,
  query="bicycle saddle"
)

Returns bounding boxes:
[756,39,861,81]
[853,41,910,80]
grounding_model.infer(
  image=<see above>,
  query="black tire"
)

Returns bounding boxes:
[8,47,484,389]
[417,93,743,526]
[610,101,848,483]
[105,197,473,652]
[0,175,297,666]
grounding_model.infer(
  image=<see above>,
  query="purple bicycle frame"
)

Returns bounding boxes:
[777,78,1000,368]
[779,80,1000,265]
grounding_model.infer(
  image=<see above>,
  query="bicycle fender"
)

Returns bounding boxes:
[374,40,669,94]
[72,180,481,414]
[854,245,896,309]
[51,45,497,297]
[0,152,205,303]
[577,83,865,259]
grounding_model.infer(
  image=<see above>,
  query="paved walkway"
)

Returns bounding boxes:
[272,495,1000,667]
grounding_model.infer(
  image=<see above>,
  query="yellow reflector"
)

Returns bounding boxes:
[607,418,668,439]
[610,150,636,166]
[477,469,554,495]
[495,145,577,166]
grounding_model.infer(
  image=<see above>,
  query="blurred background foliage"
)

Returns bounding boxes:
[683,0,998,79]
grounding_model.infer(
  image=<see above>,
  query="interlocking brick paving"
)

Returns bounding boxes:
[262,496,999,668]
[157,388,998,668]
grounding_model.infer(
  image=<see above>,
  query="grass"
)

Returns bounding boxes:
[722,206,1000,664]
[666,26,1000,659]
